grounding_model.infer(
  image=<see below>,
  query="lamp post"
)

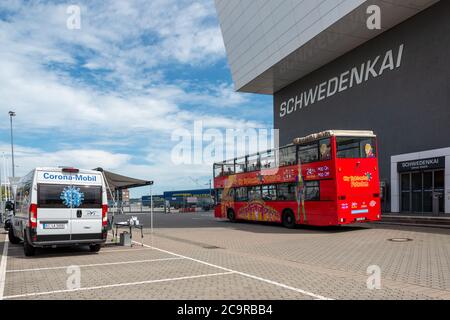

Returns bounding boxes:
[205,179,212,209]
[8,111,16,179]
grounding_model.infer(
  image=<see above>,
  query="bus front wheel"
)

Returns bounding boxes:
[227,209,236,222]
[282,210,296,229]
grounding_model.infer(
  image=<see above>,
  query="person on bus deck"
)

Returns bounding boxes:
[320,143,331,160]
[365,144,375,158]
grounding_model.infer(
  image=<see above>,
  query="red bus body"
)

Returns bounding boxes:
[213,131,381,227]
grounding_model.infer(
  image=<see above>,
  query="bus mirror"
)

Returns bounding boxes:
[5,201,14,212]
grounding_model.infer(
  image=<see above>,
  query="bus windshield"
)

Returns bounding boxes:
[336,137,377,159]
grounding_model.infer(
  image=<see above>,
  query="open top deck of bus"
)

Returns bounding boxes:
[213,130,377,173]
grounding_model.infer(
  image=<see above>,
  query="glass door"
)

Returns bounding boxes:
[400,173,410,212]
[411,172,423,213]
[423,171,433,213]
[434,170,445,213]
[400,170,446,214]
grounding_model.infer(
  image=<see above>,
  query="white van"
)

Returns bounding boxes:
[8,167,108,256]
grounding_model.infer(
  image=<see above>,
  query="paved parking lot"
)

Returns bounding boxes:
[1,212,450,300]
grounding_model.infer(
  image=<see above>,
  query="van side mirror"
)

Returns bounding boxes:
[5,201,14,212]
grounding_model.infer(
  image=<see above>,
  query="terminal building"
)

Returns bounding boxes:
[163,189,214,209]
[215,0,450,214]
[142,189,214,209]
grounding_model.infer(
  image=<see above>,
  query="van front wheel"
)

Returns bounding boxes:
[89,244,101,252]
[8,227,21,245]
[23,235,36,256]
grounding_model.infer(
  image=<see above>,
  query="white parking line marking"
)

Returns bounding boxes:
[0,237,9,300]
[2,271,235,299]
[7,247,152,253]
[94,248,153,253]
[133,240,333,300]
[7,257,184,273]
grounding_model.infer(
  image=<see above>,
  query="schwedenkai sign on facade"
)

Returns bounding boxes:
[279,44,404,118]
[397,157,445,173]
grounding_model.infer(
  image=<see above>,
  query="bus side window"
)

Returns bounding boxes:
[277,183,296,201]
[298,142,319,163]
[262,185,276,201]
[279,146,297,167]
[304,181,320,201]
[235,187,248,202]
[248,186,262,201]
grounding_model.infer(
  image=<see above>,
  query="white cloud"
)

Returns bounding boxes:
[0,0,272,197]
[0,142,211,196]
[0,49,263,136]
[0,144,130,172]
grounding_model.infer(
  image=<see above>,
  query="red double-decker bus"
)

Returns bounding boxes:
[213,130,381,228]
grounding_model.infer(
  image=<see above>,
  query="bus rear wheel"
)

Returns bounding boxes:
[282,210,296,229]
[227,209,236,222]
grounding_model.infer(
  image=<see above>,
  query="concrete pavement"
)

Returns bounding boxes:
[1,212,449,300]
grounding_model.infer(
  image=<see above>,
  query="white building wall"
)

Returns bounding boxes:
[215,0,366,91]
[215,0,441,93]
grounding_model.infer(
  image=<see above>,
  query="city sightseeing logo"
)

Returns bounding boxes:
[60,186,85,208]
[343,172,372,188]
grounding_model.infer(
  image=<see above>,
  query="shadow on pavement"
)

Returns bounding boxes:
[112,212,369,235]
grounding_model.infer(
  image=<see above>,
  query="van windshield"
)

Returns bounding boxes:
[38,184,102,208]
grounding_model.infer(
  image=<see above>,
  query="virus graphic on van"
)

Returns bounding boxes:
[60,186,84,208]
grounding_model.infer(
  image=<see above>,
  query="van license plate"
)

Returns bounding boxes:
[43,224,65,229]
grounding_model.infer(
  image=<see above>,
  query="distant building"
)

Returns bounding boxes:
[121,189,130,202]
[163,189,214,208]
[141,195,165,207]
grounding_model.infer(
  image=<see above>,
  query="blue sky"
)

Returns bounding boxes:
[0,0,272,197]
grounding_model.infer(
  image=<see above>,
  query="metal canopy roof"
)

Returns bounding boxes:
[93,168,153,190]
